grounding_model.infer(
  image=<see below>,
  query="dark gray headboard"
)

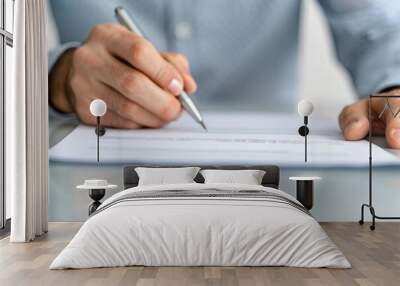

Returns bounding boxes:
[123,165,280,189]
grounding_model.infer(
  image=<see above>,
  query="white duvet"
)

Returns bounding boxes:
[50,183,350,269]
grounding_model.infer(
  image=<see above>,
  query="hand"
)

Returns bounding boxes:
[339,89,400,148]
[49,23,197,128]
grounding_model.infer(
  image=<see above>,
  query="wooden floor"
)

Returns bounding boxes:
[0,222,399,286]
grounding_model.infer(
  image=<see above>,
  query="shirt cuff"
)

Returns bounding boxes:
[48,105,77,122]
[48,41,81,73]
[372,70,400,94]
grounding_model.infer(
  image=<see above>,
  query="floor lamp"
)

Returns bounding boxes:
[359,94,400,230]
[79,99,117,215]
[89,99,107,162]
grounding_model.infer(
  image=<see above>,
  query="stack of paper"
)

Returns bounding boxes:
[49,112,400,167]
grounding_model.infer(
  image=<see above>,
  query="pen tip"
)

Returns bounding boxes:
[200,122,208,131]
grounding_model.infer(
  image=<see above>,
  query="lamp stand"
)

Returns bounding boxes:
[95,116,106,162]
[304,116,308,162]
[298,116,309,162]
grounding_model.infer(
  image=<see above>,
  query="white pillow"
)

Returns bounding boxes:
[135,167,200,186]
[200,169,266,185]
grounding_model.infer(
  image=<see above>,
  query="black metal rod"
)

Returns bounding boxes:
[305,130,307,162]
[374,215,400,219]
[96,117,100,162]
[369,96,372,207]
[360,204,366,222]
[370,94,400,98]
[304,116,308,163]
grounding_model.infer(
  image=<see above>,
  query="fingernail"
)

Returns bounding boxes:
[168,79,183,95]
[391,129,400,141]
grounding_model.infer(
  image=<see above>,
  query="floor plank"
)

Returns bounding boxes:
[0,222,399,286]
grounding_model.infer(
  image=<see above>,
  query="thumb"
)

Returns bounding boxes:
[339,100,370,141]
[162,52,197,94]
[381,98,400,148]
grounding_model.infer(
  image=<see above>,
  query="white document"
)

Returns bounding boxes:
[49,112,400,167]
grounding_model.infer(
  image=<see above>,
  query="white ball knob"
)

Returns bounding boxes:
[90,99,107,117]
[298,100,314,116]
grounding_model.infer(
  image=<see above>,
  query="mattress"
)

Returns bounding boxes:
[50,183,350,269]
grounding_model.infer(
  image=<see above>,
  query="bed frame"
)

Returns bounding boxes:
[123,165,280,189]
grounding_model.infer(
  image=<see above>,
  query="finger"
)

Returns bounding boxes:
[371,120,386,136]
[79,104,141,129]
[182,74,197,94]
[94,82,166,128]
[375,97,400,148]
[339,100,370,141]
[95,24,185,95]
[339,104,385,136]
[100,109,142,129]
[94,53,182,122]
[162,53,197,93]
[70,75,146,129]
[162,52,191,73]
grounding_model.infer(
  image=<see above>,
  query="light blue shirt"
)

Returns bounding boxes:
[49,0,400,111]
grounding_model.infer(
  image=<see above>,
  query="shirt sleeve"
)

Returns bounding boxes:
[318,1,400,97]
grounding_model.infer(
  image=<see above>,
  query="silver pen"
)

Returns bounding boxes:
[115,6,207,131]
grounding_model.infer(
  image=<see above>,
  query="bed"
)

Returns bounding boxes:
[50,165,350,269]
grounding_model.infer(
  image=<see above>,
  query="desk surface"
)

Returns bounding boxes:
[49,120,400,222]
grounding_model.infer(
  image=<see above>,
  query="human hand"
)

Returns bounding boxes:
[339,89,400,148]
[49,23,197,128]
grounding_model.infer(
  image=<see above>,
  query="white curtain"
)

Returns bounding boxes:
[8,0,49,242]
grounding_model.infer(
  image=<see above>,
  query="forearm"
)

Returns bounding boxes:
[49,49,75,113]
